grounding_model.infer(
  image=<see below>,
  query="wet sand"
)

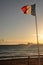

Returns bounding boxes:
[0,57,43,65]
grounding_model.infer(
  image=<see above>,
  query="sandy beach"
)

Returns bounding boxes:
[0,57,43,65]
[0,58,28,65]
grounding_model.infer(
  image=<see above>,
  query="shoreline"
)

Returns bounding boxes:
[0,57,43,65]
[0,58,28,65]
[0,55,43,60]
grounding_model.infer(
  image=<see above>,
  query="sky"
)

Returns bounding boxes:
[0,0,43,44]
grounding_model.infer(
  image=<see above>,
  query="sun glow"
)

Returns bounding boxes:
[39,34,43,39]
[33,32,43,44]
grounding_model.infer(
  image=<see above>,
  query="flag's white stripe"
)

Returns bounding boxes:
[26,6,31,14]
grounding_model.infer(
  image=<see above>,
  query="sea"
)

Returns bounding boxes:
[0,43,43,60]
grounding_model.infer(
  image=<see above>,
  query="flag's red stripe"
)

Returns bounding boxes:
[21,6,27,13]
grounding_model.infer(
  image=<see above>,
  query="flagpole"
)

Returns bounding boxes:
[21,4,40,65]
[35,13,40,65]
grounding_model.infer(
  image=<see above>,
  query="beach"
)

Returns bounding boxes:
[0,45,43,65]
[0,58,28,65]
[0,57,43,65]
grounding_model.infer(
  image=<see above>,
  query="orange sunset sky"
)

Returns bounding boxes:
[0,0,43,45]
